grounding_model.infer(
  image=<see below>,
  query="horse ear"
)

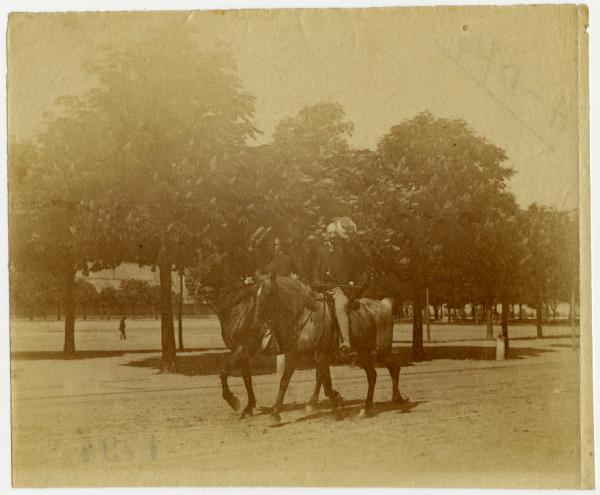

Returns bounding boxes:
[270,272,277,284]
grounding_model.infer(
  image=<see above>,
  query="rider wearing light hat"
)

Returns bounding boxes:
[315,217,365,353]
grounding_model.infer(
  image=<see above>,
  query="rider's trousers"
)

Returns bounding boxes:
[331,287,350,346]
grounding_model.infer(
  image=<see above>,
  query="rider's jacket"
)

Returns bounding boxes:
[264,251,296,277]
[314,239,366,287]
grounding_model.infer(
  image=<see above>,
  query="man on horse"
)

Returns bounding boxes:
[263,237,298,279]
[314,217,366,354]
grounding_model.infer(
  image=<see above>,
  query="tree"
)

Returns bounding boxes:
[99,286,119,320]
[116,279,152,319]
[75,24,258,371]
[75,280,98,320]
[520,204,579,337]
[266,102,360,274]
[9,115,112,353]
[368,111,513,359]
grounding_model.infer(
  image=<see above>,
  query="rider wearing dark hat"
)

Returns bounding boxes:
[263,237,298,279]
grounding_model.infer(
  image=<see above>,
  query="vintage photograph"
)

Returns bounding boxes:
[6,4,592,489]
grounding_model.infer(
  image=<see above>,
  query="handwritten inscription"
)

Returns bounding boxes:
[80,434,158,464]
[435,33,569,152]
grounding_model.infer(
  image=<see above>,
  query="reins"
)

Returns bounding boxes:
[291,305,315,344]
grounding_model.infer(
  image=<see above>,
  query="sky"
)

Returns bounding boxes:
[8,6,583,210]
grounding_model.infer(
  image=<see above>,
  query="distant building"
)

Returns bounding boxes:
[77,263,196,304]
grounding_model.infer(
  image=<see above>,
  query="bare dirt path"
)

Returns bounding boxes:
[10,320,582,488]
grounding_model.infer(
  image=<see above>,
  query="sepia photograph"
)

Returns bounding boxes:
[4,2,593,490]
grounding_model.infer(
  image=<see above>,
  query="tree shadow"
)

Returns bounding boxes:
[125,352,277,377]
[11,347,221,361]
[394,344,555,363]
[511,334,580,341]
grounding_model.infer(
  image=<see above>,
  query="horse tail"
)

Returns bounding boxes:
[375,297,394,354]
[379,297,393,316]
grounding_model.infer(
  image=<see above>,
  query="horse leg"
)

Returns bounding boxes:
[270,351,298,426]
[239,357,257,419]
[357,350,377,418]
[316,351,342,409]
[219,346,245,411]
[305,369,322,416]
[384,352,405,403]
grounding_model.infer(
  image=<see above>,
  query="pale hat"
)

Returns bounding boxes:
[327,217,357,239]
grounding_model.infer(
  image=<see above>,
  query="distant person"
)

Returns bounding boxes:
[119,316,127,340]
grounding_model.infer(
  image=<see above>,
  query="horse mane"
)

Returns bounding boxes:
[216,284,255,316]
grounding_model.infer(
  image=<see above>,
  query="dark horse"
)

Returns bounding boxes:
[210,283,265,418]
[211,279,341,421]
[254,273,405,425]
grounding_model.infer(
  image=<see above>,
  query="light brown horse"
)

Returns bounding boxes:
[253,273,404,425]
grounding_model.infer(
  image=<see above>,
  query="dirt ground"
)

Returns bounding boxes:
[10,318,584,488]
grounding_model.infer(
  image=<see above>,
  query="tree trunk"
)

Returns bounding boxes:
[447,304,451,323]
[518,303,523,320]
[485,304,493,340]
[473,303,479,324]
[433,305,439,321]
[570,288,577,349]
[425,287,430,343]
[56,300,61,321]
[159,256,177,373]
[412,290,425,361]
[177,272,184,351]
[536,298,543,338]
[63,271,76,355]
[501,298,509,356]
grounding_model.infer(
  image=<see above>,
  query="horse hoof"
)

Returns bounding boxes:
[328,392,343,410]
[270,413,281,426]
[225,395,241,411]
[305,404,317,416]
[393,394,408,404]
[358,408,374,418]
[239,406,254,419]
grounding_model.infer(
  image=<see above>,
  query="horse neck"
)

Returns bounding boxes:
[268,277,313,326]
[216,285,254,316]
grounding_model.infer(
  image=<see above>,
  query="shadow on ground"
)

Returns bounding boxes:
[125,352,278,377]
[11,347,221,361]
[394,344,555,365]
[120,343,556,376]
[269,398,425,427]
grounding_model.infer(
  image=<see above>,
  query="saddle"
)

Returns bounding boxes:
[312,286,361,336]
